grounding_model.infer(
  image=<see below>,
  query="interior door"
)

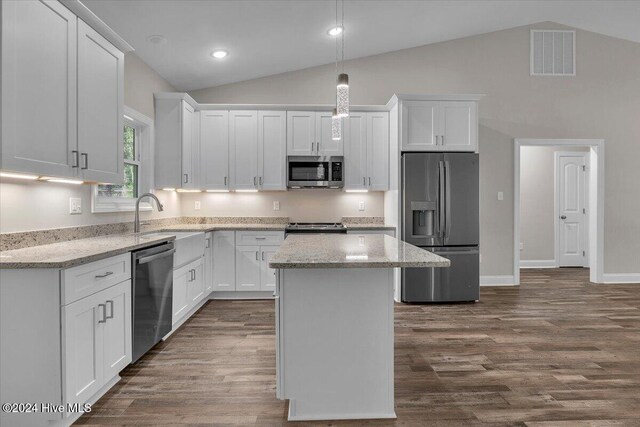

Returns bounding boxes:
[316,112,343,155]
[260,246,278,291]
[287,111,315,155]
[258,111,287,190]
[230,111,258,190]
[442,153,479,246]
[366,112,389,191]
[401,100,439,151]
[77,19,124,184]
[236,246,261,291]
[200,110,229,190]
[343,113,367,190]
[102,281,132,381]
[557,154,587,267]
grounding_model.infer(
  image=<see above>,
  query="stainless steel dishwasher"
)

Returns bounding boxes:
[131,242,175,362]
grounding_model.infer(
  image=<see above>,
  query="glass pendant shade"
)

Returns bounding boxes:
[331,108,342,140]
[336,73,349,118]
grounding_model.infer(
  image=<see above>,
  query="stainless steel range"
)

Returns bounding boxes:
[285,222,347,235]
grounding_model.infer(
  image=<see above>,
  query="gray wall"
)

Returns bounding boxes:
[190,22,640,276]
[520,146,589,262]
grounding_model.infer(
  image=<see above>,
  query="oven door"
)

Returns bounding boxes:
[288,157,330,188]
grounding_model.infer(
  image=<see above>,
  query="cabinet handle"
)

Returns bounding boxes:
[368,177,371,187]
[224,176,228,186]
[259,176,263,186]
[363,177,366,186]
[98,304,107,324]
[71,150,79,168]
[311,142,315,153]
[95,271,113,279]
[106,300,114,319]
[205,238,210,248]
[255,236,266,240]
[262,251,265,261]
[317,142,320,153]
[184,174,189,183]
[193,269,196,280]
[81,153,88,170]
[255,251,259,261]
[441,135,445,145]
[253,176,257,186]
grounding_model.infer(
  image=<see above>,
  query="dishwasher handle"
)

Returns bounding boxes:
[137,248,175,265]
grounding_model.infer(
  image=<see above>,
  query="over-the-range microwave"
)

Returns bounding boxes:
[287,156,344,189]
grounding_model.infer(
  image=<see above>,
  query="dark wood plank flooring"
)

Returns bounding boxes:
[77,269,640,426]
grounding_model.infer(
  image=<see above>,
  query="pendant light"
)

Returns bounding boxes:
[332,107,341,140]
[336,0,349,118]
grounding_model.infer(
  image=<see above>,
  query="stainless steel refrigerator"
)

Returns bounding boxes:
[401,153,479,302]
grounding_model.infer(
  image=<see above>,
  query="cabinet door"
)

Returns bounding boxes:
[286,111,315,155]
[439,101,477,152]
[316,112,343,155]
[343,113,367,190]
[102,281,132,381]
[187,261,205,305]
[200,110,229,190]
[180,102,196,188]
[230,111,258,190]
[77,20,124,183]
[235,246,261,291]
[260,246,278,291]
[213,231,236,291]
[366,112,389,191]
[62,292,104,408]
[401,100,439,151]
[1,0,77,177]
[204,233,213,293]
[172,267,189,325]
[258,111,286,190]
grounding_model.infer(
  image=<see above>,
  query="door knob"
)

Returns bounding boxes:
[560,215,567,220]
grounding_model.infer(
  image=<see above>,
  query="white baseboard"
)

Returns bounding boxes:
[520,259,557,268]
[602,273,640,284]
[480,275,516,286]
[210,291,274,300]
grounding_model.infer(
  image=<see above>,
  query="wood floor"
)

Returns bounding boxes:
[77,269,640,426]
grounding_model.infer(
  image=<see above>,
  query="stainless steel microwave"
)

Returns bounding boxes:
[287,156,344,188]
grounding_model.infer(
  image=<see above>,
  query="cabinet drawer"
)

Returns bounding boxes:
[235,231,284,246]
[62,254,131,305]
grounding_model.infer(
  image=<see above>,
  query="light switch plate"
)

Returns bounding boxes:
[195,201,201,210]
[273,201,280,211]
[358,201,365,211]
[69,197,82,215]
[497,191,504,201]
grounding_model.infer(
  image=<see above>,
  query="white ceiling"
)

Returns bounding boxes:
[83,0,640,91]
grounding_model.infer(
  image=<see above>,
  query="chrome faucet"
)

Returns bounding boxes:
[134,193,164,233]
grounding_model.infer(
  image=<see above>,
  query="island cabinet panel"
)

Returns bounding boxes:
[259,246,278,291]
[213,231,236,291]
[200,111,229,190]
[235,245,262,291]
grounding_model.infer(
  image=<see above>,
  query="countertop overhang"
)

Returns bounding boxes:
[269,234,450,269]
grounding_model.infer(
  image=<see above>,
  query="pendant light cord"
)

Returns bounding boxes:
[341,0,345,73]
[335,0,339,82]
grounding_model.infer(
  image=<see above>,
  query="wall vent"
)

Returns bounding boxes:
[530,30,575,76]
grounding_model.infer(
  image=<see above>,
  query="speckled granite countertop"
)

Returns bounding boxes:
[158,223,287,232]
[269,234,450,269]
[344,224,396,230]
[0,233,176,269]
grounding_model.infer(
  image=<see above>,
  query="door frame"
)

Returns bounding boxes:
[554,151,590,268]
[514,139,604,285]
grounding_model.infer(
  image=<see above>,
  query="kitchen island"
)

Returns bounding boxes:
[269,234,449,421]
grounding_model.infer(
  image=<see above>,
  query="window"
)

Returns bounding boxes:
[92,107,154,212]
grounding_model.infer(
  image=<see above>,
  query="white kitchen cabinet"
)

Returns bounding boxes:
[77,20,124,184]
[200,110,229,190]
[258,111,287,190]
[236,245,262,291]
[230,110,259,190]
[287,111,316,155]
[260,246,279,291]
[213,231,236,291]
[401,99,478,152]
[316,112,343,156]
[172,265,190,324]
[100,280,132,382]
[187,261,205,305]
[204,232,213,294]
[344,112,389,191]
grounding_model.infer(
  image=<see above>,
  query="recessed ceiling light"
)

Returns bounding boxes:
[146,35,167,45]
[328,26,343,36]
[211,50,228,59]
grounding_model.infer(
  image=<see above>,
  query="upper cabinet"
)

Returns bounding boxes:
[1,0,127,182]
[287,111,343,156]
[200,110,229,191]
[400,98,479,152]
[258,111,287,190]
[229,110,259,190]
[344,112,389,191]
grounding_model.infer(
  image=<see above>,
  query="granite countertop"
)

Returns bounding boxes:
[269,234,450,269]
[0,233,176,269]
[157,223,287,232]
[344,224,396,230]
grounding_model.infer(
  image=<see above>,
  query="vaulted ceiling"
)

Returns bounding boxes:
[83,0,640,91]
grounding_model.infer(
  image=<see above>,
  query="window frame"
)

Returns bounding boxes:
[91,106,155,213]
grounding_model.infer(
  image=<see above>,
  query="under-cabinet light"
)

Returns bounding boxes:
[235,189,258,193]
[0,172,39,180]
[175,189,202,193]
[206,190,230,193]
[43,178,83,185]
[161,188,176,191]
[345,189,368,193]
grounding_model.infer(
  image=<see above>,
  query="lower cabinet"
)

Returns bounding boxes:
[62,279,131,416]
[236,245,262,291]
[260,246,278,291]
[204,232,213,294]
[172,257,204,326]
[212,231,236,291]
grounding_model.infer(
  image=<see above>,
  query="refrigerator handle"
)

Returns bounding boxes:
[438,160,446,237]
[445,160,452,239]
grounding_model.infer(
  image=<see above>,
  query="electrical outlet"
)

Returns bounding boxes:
[195,201,201,210]
[69,197,82,215]
[497,191,504,201]
[273,201,280,211]
[520,242,524,251]
[358,201,365,211]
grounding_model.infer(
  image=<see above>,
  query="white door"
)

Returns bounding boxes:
[200,110,229,190]
[62,292,104,409]
[343,113,367,190]
[557,154,587,267]
[213,231,236,291]
[77,20,124,184]
[366,112,389,191]
[316,112,343,155]
[230,111,258,190]
[439,101,476,152]
[102,281,132,381]
[187,261,205,305]
[235,246,261,291]
[1,0,78,177]
[401,101,439,151]
[260,246,279,291]
[258,111,286,190]
[172,266,190,325]
[287,111,315,155]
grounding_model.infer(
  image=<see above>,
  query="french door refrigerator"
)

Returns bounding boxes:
[401,153,479,302]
